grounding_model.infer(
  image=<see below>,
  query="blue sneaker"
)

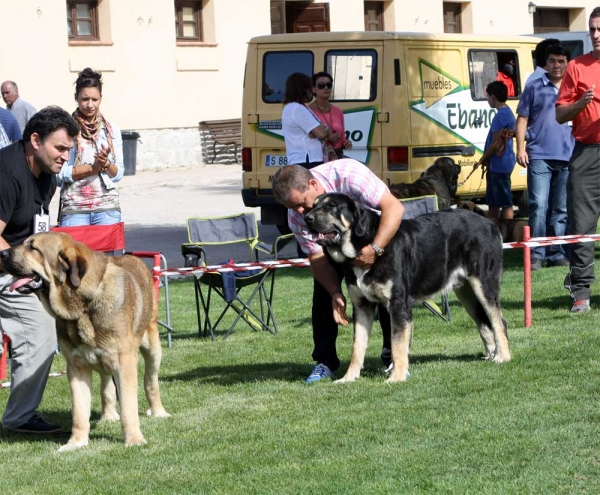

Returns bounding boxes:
[305,363,334,383]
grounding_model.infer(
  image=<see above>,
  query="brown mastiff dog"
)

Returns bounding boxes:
[389,157,461,210]
[0,232,169,451]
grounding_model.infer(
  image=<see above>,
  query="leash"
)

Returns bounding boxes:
[457,129,516,189]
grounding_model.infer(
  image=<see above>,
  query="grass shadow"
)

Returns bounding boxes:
[164,350,486,386]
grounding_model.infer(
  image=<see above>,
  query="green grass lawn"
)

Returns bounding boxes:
[1,249,600,494]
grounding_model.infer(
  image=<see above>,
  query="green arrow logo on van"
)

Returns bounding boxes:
[413,58,464,108]
[409,58,493,153]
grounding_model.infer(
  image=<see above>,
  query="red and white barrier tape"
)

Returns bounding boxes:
[1,371,66,389]
[503,233,600,250]
[158,258,311,277]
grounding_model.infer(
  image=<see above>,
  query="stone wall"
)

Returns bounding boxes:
[132,127,240,171]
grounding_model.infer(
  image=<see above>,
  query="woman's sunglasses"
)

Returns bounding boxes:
[316,82,333,89]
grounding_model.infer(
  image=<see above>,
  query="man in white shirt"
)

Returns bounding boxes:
[0,124,10,150]
[1,81,37,132]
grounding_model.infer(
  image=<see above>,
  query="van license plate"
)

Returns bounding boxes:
[265,155,288,167]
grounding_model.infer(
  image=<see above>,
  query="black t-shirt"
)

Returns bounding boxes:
[0,141,56,246]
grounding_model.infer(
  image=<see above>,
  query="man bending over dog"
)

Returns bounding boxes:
[272,160,404,382]
[0,107,80,434]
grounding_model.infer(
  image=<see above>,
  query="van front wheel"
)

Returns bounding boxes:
[513,191,529,217]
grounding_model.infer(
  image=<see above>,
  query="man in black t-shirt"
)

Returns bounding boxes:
[0,107,79,434]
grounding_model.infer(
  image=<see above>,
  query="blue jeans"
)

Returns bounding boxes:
[59,210,121,227]
[527,159,568,262]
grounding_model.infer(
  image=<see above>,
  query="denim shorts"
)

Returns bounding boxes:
[59,210,121,226]
[485,172,513,208]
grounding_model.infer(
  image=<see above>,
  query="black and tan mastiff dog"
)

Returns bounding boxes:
[303,193,510,383]
[389,157,461,210]
[0,232,170,451]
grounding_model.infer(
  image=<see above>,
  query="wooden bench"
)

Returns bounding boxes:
[199,118,241,164]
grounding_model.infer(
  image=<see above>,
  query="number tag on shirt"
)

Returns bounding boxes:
[34,211,50,234]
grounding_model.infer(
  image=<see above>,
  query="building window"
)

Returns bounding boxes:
[533,8,570,34]
[66,1,98,40]
[175,1,203,41]
[443,3,462,33]
[364,2,384,31]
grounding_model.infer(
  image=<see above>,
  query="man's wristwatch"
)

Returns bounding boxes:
[370,242,384,257]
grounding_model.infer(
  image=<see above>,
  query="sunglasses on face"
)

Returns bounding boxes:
[316,82,333,89]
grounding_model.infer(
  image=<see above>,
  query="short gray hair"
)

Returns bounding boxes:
[272,165,313,204]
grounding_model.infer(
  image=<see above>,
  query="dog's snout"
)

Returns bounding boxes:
[0,249,9,260]
[304,213,314,224]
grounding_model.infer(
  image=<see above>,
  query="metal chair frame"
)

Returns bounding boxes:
[181,213,293,340]
[399,195,452,323]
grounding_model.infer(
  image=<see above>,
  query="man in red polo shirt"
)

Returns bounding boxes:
[556,6,600,313]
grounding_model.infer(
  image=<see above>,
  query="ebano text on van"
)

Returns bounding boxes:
[447,103,497,130]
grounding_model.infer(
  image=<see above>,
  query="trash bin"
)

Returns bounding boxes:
[121,131,140,176]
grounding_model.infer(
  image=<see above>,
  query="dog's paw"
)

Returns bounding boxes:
[146,408,171,418]
[124,434,147,447]
[334,374,360,384]
[386,369,410,383]
[491,353,511,364]
[57,440,89,453]
[99,411,120,422]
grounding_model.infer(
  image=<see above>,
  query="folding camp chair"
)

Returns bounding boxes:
[50,222,174,346]
[181,212,294,340]
[399,195,452,322]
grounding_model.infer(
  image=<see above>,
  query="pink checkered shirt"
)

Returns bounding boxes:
[288,159,388,255]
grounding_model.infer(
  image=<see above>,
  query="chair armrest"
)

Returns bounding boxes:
[255,233,295,259]
[181,243,206,267]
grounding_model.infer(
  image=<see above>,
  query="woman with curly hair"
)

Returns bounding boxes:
[58,67,124,226]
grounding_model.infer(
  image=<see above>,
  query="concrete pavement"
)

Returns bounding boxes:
[50,164,256,227]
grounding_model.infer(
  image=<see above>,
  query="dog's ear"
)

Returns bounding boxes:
[58,246,88,288]
[349,200,369,237]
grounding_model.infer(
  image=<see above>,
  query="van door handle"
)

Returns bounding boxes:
[377,112,389,123]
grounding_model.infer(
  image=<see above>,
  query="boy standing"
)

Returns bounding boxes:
[483,80,516,224]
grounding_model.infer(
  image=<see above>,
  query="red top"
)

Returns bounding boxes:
[310,104,348,150]
[556,53,600,144]
[497,72,515,97]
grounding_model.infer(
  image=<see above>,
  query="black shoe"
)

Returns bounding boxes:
[547,258,570,268]
[531,259,543,271]
[4,413,62,434]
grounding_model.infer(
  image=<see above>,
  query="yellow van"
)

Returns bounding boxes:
[241,32,540,228]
